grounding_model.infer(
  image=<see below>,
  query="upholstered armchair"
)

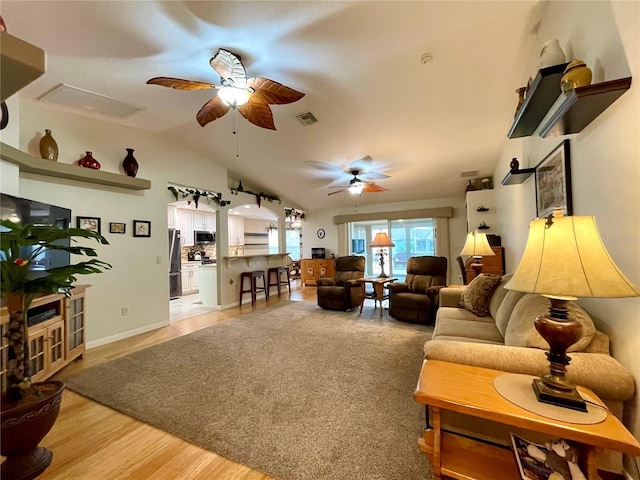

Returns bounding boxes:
[387,256,448,324]
[317,256,366,311]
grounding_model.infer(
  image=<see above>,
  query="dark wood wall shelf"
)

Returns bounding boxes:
[538,77,632,137]
[507,63,568,139]
[1,142,151,190]
[501,168,535,186]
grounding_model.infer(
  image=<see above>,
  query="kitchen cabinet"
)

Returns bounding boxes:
[0,286,88,385]
[300,259,335,286]
[193,211,215,231]
[181,262,200,294]
[168,205,177,229]
[178,209,194,246]
[228,215,245,246]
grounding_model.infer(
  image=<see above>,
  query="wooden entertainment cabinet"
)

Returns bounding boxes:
[300,258,335,286]
[0,285,88,385]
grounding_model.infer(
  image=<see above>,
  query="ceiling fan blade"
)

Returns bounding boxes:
[306,161,346,174]
[362,183,388,193]
[210,49,247,87]
[327,188,346,196]
[146,77,218,90]
[349,155,374,172]
[359,171,391,180]
[238,93,276,130]
[196,96,231,127]
[248,77,305,105]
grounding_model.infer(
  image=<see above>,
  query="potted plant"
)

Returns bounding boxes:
[0,218,111,480]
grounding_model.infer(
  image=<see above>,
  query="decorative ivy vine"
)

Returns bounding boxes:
[284,208,305,220]
[230,180,281,207]
[168,186,230,208]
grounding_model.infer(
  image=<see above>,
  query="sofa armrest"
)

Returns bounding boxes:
[387,282,410,294]
[439,286,466,307]
[317,278,336,287]
[423,340,635,402]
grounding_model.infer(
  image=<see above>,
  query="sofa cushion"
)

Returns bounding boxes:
[459,274,502,316]
[494,290,526,337]
[504,294,596,352]
[488,274,512,320]
[433,317,504,344]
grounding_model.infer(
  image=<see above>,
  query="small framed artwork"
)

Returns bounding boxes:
[133,220,151,237]
[76,216,101,234]
[109,222,126,234]
[535,139,572,218]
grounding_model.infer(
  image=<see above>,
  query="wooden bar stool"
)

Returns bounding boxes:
[267,266,291,297]
[239,270,267,306]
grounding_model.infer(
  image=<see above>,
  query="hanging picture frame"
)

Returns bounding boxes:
[133,220,151,237]
[535,139,572,218]
[76,216,101,234]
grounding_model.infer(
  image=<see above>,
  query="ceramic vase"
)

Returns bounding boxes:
[538,39,565,69]
[39,129,58,161]
[561,59,592,92]
[122,148,139,177]
[78,151,101,170]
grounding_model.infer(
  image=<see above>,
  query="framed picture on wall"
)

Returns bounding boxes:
[77,216,101,234]
[535,139,572,218]
[109,222,126,234]
[133,220,151,237]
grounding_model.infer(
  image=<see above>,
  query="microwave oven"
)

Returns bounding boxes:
[195,231,215,244]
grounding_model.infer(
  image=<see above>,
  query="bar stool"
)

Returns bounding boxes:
[239,270,267,306]
[267,266,291,297]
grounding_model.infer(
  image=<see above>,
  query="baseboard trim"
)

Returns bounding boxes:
[86,320,169,349]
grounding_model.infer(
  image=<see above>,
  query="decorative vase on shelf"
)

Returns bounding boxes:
[78,151,101,170]
[561,59,592,92]
[122,148,139,177]
[538,39,565,69]
[39,129,58,161]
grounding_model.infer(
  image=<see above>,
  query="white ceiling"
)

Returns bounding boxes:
[2,1,541,211]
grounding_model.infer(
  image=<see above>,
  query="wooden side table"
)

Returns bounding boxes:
[356,277,397,318]
[414,360,640,480]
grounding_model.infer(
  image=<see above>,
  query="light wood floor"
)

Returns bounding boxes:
[35,280,316,480]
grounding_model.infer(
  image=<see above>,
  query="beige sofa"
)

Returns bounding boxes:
[423,274,635,472]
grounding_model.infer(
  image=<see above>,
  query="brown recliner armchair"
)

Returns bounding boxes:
[387,256,448,324]
[317,256,365,311]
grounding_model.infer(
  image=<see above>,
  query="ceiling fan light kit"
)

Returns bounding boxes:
[147,48,304,130]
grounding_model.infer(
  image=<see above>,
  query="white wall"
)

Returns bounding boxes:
[494,0,640,443]
[13,100,229,346]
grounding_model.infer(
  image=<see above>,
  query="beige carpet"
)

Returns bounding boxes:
[65,301,433,480]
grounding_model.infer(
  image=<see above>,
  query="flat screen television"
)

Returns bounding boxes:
[0,193,72,274]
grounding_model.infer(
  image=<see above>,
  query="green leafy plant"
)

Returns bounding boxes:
[0,219,111,402]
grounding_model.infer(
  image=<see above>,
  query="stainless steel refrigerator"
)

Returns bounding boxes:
[169,228,182,299]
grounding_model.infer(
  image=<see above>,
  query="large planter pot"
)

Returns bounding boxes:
[1,380,65,480]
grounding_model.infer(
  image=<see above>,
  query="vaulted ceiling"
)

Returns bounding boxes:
[1,1,542,211]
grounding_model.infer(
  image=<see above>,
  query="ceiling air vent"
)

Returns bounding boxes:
[296,112,318,126]
[460,170,479,178]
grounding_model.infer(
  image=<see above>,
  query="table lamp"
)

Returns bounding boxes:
[460,231,495,276]
[370,232,395,278]
[506,210,639,411]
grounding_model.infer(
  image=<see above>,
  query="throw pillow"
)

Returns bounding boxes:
[459,274,502,316]
[504,294,596,352]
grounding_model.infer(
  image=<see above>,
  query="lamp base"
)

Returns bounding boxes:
[377,273,389,278]
[532,377,587,412]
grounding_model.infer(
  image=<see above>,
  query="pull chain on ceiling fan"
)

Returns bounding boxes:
[147,49,305,130]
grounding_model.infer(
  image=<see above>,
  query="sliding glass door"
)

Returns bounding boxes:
[349,218,435,277]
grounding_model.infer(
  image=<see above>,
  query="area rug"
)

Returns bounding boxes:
[65,301,433,480]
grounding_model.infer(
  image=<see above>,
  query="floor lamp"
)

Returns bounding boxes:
[506,211,639,411]
[370,232,395,278]
[460,231,495,277]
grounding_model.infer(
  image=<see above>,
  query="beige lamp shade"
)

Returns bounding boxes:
[460,231,495,257]
[370,232,395,248]
[506,215,640,298]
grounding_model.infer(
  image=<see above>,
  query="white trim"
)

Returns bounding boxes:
[86,320,169,349]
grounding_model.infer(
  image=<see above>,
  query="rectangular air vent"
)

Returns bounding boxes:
[38,84,146,119]
[296,112,318,126]
[460,170,479,178]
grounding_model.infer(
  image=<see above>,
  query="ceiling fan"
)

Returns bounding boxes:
[307,155,391,196]
[328,169,389,197]
[147,49,305,130]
